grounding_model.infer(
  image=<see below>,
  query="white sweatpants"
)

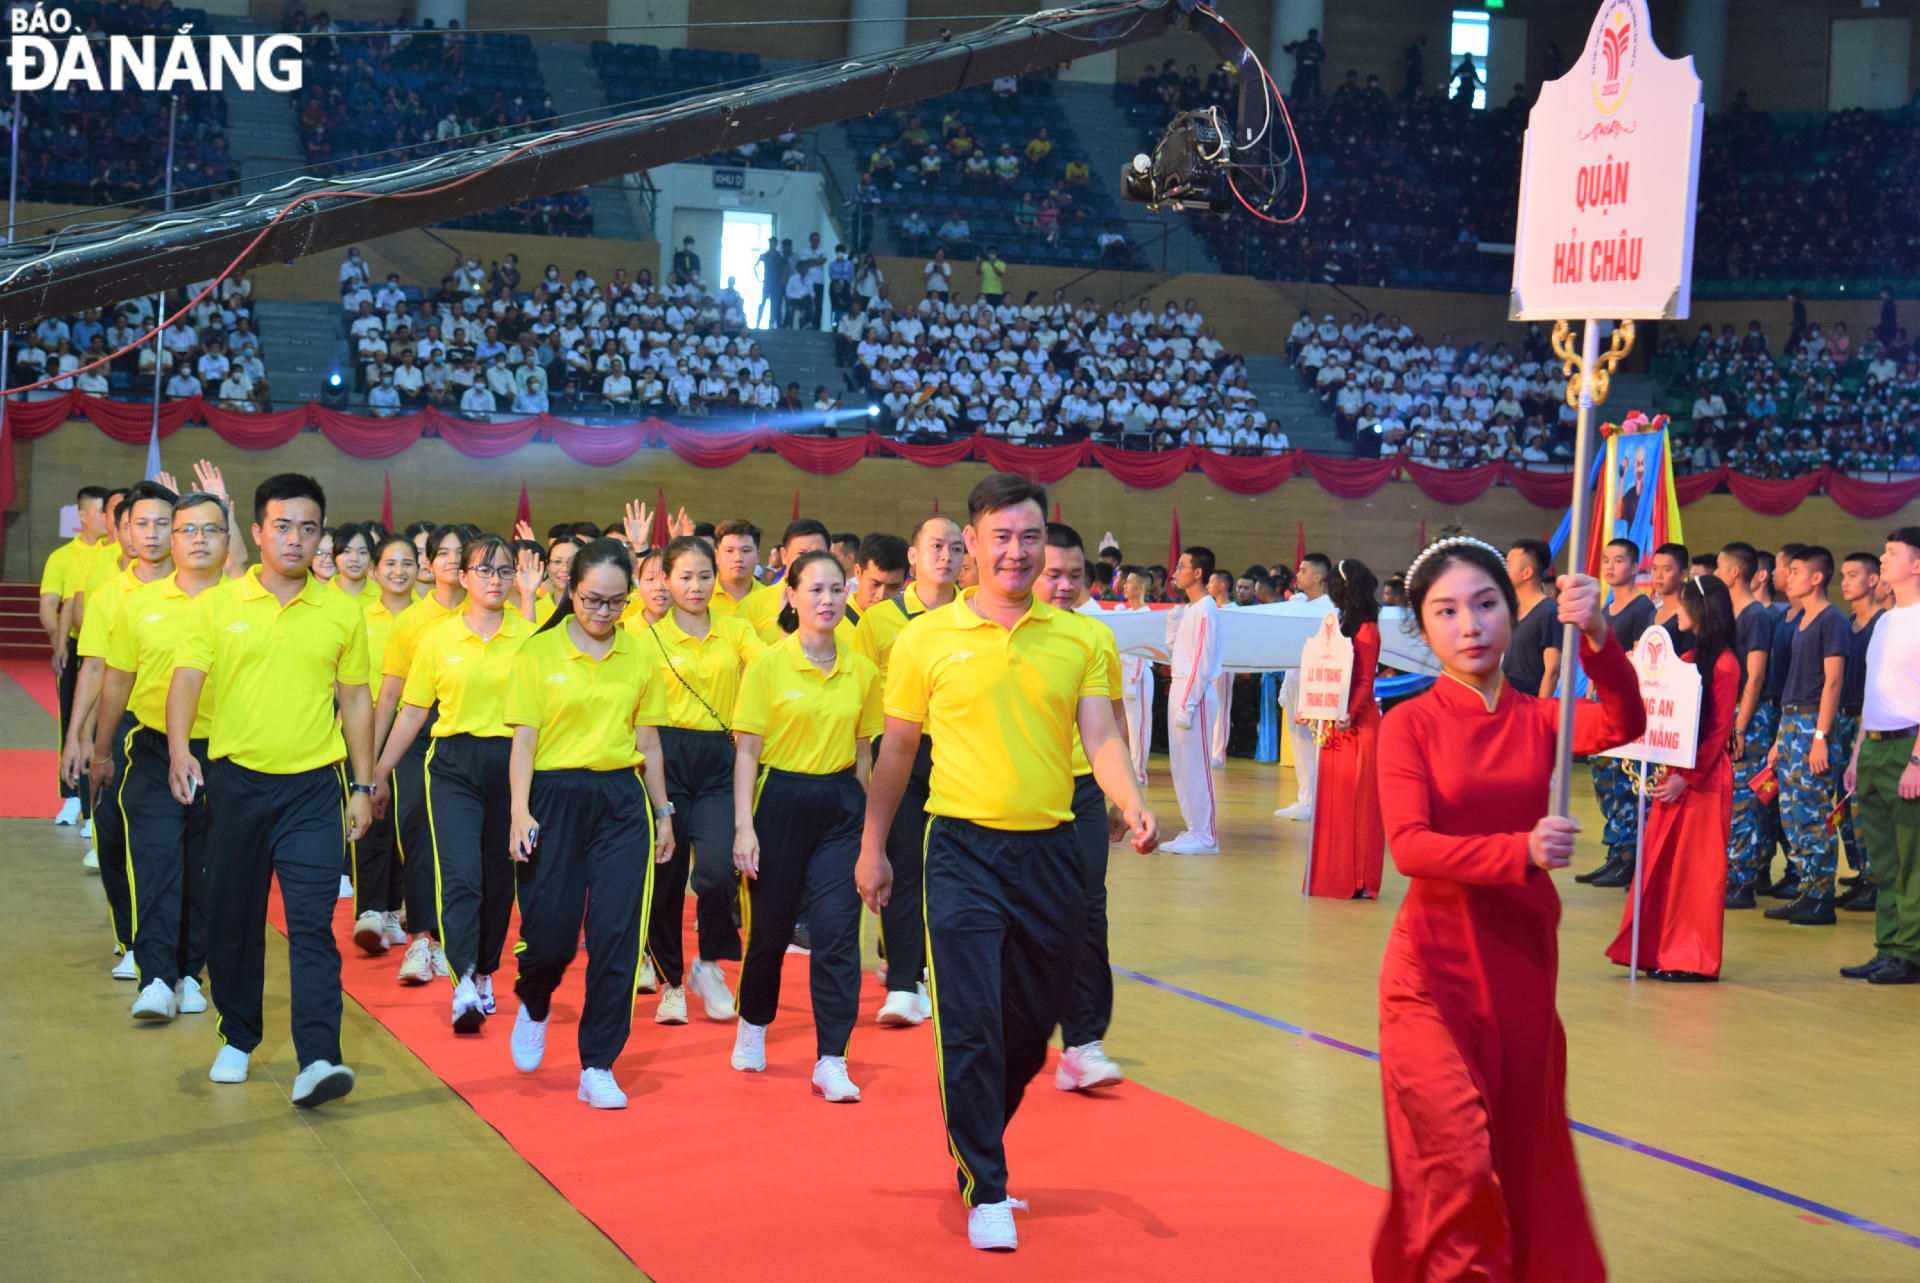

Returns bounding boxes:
[1281,672,1316,807]
[1169,687,1218,846]
[1209,673,1231,765]
[1122,665,1154,784]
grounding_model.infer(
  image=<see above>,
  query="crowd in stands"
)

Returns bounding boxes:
[19,3,232,208]
[1656,295,1920,477]
[8,273,271,410]
[833,280,1286,452]
[291,14,592,235]
[1290,309,1580,466]
[845,78,1138,271]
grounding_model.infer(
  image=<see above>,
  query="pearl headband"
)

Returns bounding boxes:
[1405,535,1504,583]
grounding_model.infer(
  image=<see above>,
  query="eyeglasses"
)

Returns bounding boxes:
[467,564,514,581]
[577,594,629,615]
[175,524,227,540]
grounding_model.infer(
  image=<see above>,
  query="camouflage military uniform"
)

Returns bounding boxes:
[1590,755,1639,863]
[1728,701,1780,889]
[1775,709,1847,898]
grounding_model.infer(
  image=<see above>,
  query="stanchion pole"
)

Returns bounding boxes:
[1629,759,1647,981]
[1300,724,1322,897]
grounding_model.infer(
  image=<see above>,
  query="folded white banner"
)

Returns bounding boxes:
[1081,601,1438,676]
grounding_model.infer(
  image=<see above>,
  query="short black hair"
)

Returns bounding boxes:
[404,520,437,541]
[966,471,1047,526]
[1690,553,1719,575]
[1509,538,1552,578]
[1045,522,1085,553]
[1300,551,1332,578]
[126,479,178,511]
[831,532,860,555]
[1091,561,1115,588]
[546,522,571,541]
[253,473,327,524]
[1606,536,1641,563]
[856,532,908,573]
[1652,542,1690,568]
[715,518,760,545]
[1890,527,1920,555]
[1182,545,1216,581]
[1719,541,1757,580]
[1844,551,1882,575]
[692,521,717,540]
[567,521,603,540]
[782,518,830,550]
[77,485,110,505]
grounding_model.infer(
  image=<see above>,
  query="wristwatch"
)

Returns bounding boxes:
[348,781,376,796]
[1813,730,1827,741]
[654,801,676,819]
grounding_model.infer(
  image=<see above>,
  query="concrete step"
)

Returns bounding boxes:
[534,40,644,243]
[1242,352,1340,453]
[255,299,349,406]
[217,19,307,199]
[1606,372,1662,421]
[746,325,858,403]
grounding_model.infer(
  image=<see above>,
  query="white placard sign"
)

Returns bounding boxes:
[1510,0,1702,320]
[1296,612,1353,723]
[1597,624,1700,769]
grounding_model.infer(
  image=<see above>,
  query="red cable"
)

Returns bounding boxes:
[1199,4,1309,226]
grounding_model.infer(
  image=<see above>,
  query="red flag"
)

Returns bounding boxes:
[1168,508,1181,571]
[380,470,392,530]
[1294,520,1306,570]
[650,488,669,548]
[792,490,800,522]
[515,482,530,536]
[1052,501,1061,522]
[933,497,940,515]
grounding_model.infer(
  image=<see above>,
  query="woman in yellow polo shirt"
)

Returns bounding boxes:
[503,539,677,1110]
[350,533,422,956]
[635,535,765,1026]
[728,550,882,1103]
[374,532,533,1033]
[329,524,378,602]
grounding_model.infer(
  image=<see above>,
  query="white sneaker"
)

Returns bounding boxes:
[81,847,99,871]
[916,981,932,1021]
[876,990,923,1026]
[1055,1040,1123,1091]
[731,1020,767,1072]
[111,951,138,980]
[511,1002,547,1072]
[966,1197,1027,1250]
[291,1059,355,1107]
[209,1045,249,1083]
[689,959,737,1022]
[338,875,354,899]
[382,912,408,947]
[131,977,177,1022]
[578,1067,627,1109]
[1211,754,1227,769]
[174,976,207,1014]
[476,973,496,1016]
[397,936,434,985]
[430,943,450,978]
[654,985,688,1024]
[352,910,388,955]
[55,796,81,825]
[1274,803,1313,822]
[636,954,659,993]
[82,817,94,840]
[1159,833,1220,856]
[811,1054,861,1102]
[452,974,487,1034]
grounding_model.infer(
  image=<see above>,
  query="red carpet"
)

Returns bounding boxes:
[0,658,63,817]
[301,895,1384,1280]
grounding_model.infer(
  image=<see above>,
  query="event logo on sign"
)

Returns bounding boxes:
[1640,631,1665,676]
[1589,0,1638,115]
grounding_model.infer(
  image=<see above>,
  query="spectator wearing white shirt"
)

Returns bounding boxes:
[165,369,202,401]
[460,383,497,417]
[367,374,402,416]
[218,373,256,411]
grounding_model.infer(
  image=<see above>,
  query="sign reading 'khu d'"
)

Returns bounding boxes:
[1510,0,1702,321]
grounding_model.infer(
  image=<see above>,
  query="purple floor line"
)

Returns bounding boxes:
[1112,966,1920,1252]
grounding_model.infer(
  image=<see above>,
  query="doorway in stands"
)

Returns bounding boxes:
[722,210,775,330]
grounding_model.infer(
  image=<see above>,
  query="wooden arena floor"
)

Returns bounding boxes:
[6,719,1919,1280]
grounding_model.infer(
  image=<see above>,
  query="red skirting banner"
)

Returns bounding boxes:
[6,393,1920,520]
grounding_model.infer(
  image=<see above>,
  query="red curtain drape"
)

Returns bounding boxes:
[24,398,1920,520]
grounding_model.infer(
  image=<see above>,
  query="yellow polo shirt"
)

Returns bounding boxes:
[362,597,407,681]
[79,562,163,661]
[1067,610,1124,778]
[173,567,371,774]
[402,610,534,738]
[383,592,463,681]
[105,572,215,739]
[709,580,771,621]
[850,583,943,682]
[883,589,1106,830]
[732,634,884,774]
[632,612,765,731]
[41,538,107,637]
[504,622,667,771]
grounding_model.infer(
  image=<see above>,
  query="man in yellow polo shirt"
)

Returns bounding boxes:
[856,473,1157,1253]
[168,473,376,1108]
[708,518,771,620]
[65,481,176,966]
[851,513,962,1026]
[92,488,232,1022]
[40,485,112,826]
[1038,522,1130,1094]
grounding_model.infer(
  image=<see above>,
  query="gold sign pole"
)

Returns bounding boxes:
[1549,317,1635,818]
